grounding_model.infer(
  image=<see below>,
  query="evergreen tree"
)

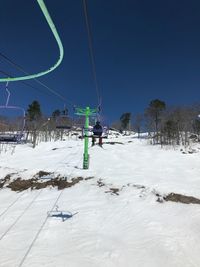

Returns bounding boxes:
[52,107,68,118]
[27,100,42,121]
[62,107,68,116]
[52,109,61,118]
[146,99,166,139]
[162,119,177,144]
[120,112,131,131]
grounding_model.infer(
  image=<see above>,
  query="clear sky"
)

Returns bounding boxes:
[1,0,200,123]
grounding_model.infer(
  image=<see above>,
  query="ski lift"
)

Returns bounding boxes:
[93,105,109,138]
[74,106,109,140]
[82,124,109,138]
[0,83,25,143]
[82,120,109,147]
[55,105,71,130]
[82,107,109,139]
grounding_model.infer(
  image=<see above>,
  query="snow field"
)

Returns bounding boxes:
[0,135,200,266]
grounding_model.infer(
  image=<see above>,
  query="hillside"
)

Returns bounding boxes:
[0,134,200,267]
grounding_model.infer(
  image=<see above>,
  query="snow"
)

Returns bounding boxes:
[1,134,200,266]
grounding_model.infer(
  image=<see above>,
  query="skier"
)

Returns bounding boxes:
[92,121,103,146]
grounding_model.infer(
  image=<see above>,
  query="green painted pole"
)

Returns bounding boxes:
[83,107,90,169]
[75,106,97,169]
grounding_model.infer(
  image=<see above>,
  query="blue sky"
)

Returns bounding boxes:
[1,0,200,123]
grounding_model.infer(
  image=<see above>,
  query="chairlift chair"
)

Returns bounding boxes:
[55,105,72,130]
[0,83,25,144]
[55,115,72,130]
[82,124,109,138]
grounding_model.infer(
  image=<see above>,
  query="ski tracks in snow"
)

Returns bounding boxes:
[0,189,64,267]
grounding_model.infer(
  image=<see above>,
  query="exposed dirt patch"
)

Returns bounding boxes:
[164,193,200,204]
[97,179,105,187]
[57,177,84,190]
[7,177,84,192]
[4,174,12,180]
[4,171,200,205]
[153,192,164,203]
[133,184,146,189]
[35,171,53,178]
[105,187,120,195]
[0,174,12,188]
[85,176,94,180]
[7,178,37,191]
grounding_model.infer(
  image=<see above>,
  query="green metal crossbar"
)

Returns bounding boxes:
[75,106,97,169]
[0,0,64,82]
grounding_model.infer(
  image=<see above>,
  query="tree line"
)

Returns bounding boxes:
[0,100,76,148]
[25,100,76,147]
[114,99,200,147]
[1,98,200,148]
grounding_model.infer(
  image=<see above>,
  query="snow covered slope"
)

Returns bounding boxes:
[0,135,200,267]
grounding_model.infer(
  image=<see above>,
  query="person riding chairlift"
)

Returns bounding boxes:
[92,121,103,146]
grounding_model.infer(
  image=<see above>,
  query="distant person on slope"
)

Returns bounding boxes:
[92,121,103,146]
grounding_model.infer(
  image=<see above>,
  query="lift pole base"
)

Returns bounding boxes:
[83,154,89,169]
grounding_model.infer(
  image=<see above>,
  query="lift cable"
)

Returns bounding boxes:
[82,0,102,109]
[0,53,74,106]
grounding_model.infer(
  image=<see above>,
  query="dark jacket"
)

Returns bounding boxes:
[93,123,103,136]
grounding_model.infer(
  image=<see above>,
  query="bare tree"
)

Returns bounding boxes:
[133,114,143,138]
[145,99,166,143]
